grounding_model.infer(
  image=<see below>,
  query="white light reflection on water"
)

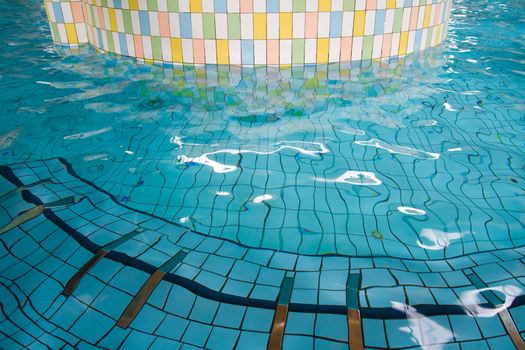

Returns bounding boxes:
[416,229,465,250]
[391,302,455,349]
[460,285,522,317]
[354,138,440,160]
[177,141,329,173]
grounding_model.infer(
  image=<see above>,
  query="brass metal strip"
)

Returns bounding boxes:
[117,250,187,329]
[62,250,108,296]
[347,309,364,350]
[62,228,144,296]
[0,204,45,234]
[499,308,525,350]
[117,269,166,329]
[267,304,289,350]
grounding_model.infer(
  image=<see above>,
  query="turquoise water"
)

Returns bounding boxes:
[1,1,525,349]
[0,0,524,261]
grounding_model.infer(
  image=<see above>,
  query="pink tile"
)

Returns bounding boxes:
[193,39,205,64]
[305,13,318,39]
[158,12,170,37]
[366,0,377,10]
[134,35,144,59]
[240,0,252,13]
[410,7,419,31]
[340,37,352,61]
[267,39,279,65]
[381,33,392,58]
[434,3,442,25]
[71,2,84,23]
[97,7,105,29]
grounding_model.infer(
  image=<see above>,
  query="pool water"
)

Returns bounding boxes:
[1,0,525,349]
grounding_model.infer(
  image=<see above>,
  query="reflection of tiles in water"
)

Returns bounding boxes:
[1,159,525,348]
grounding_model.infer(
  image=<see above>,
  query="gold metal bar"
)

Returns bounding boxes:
[499,308,525,350]
[117,269,166,329]
[267,304,289,350]
[0,205,45,234]
[347,309,364,350]
[62,250,108,296]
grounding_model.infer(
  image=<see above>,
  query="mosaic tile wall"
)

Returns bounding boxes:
[43,0,452,65]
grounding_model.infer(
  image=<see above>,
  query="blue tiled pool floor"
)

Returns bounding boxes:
[1,158,524,349]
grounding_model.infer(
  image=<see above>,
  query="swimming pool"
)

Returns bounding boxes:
[0,0,524,349]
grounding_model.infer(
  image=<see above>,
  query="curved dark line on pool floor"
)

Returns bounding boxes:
[1,160,525,319]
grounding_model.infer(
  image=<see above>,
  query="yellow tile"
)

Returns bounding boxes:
[65,23,78,44]
[387,0,396,9]
[129,0,139,10]
[216,39,229,65]
[353,11,365,36]
[108,8,118,32]
[399,31,408,55]
[280,13,292,39]
[319,0,331,12]
[190,0,202,12]
[423,5,431,28]
[254,13,266,40]
[316,38,329,63]
[171,38,182,63]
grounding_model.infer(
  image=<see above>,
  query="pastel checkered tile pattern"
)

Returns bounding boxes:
[44,0,452,65]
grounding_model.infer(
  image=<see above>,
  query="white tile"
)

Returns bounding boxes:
[318,12,330,37]
[391,32,400,56]
[267,13,279,39]
[254,40,266,64]
[149,12,160,36]
[169,13,180,36]
[331,0,343,11]
[253,1,265,13]
[179,0,190,12]
[342,12,353,36]
[384,9,394,33]
[161,37,172,60]
[372,34,383,58]
[227,0,240,12]
[116,9,125,32]
[280,0,292,12]
[138,0,147,10]
[126,33,135,56]
[191,13,203,38]
[351,36,363,60]
[329,37,341,62]
[61,3,74,22]
[215,13,228,38]
[131,10,141,34]
[204,39,217,63]
[292,12,305,38]
[241,13,253,39]
[76,23,88,43]
[157,0,168,12]
[304,38,316,63]
[305,0,318,12]
[142,35,152,59]
[364,11,375,36]
[402,7,411,31]
[229,40,241,64]
[407,30,415,53]
[280,39,292,64]
[181,38,193,62]
[202,0,214,12]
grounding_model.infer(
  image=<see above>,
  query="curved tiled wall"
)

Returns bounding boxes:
[44,0,451,65]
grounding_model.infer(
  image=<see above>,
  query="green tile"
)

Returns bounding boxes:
[106,30,115,52]
[122,9,133,34]
[147,0,157,11]
[393,8,403,33]
[292,39,304,65]
[292,0,306,12]
[343,0,355,11]
[203,13,216,39]
[151,36,163,61]
[228,13,240,39]
[362,36,373,60]
[167,0,178,12]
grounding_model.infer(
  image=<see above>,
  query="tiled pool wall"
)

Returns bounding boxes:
[43,0,451,65]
